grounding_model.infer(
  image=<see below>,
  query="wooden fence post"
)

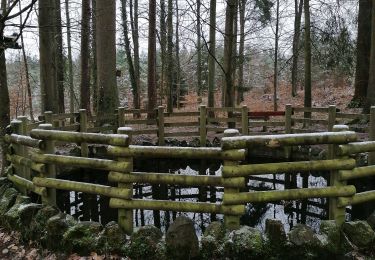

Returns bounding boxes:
[329,125,351,225]
[157,106,165,146]
[117,127,133,234]
[241,105,249,135]
[369,106,375,165]
[79,109,89,157]
[118,107,125,128]
[328,105,336,132]
[18,116,31,183]
[10,119,27,194]
[38,123,56,206]
[44,111,53,124]
[200,105,207,147]
[285,104,292,159]
[223,129,241,230]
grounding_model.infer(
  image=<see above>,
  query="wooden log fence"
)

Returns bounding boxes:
[6,109,375,234]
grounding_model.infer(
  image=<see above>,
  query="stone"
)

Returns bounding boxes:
[28,205,60,241]
[288,224,320,247]
[342,221,375,249]
[63,221,103,255]
[3,195,31,229]
[315,220,341,256]
[201,222,227,259]
[367,211,375,230]
[204,221,226,240]
[166,216,199,259]
[127,225,163,259]
[97,221,126,254]
[44,213,76,250]
[265,219,287,244]
[0,188,19,221]
[230,226,264,258]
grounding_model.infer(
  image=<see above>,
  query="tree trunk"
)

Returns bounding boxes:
[366,0,375,112]
[353,0,372,107]
[121,0,138,112]
[91,0,98,113]
[197,0,202,96]
[175,0,181,109]
[147,0,157,119]
[304,0,312,119]
[55,0,65,113]
[208,0,216,110]
[237,0,246,105]
[130,0,141,110]
[19,2,34,122]
[160,0,167,106]
[96,0,118,114]
[291,0,303,97]
[65,0,75,115]
[166,0,173,113]
[273,0,280,112]
[39,0,58,113]
[80,0,91,112]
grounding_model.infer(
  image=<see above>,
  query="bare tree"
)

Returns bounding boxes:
[291,0,303,97]
[304,0,312,119]
[208,0,216,110]
[147,0,157,118]
[80,0,91,112]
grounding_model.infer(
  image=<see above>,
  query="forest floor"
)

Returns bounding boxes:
[0,82,360,259]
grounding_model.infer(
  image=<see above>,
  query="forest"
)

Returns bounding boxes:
[0,0,373,134]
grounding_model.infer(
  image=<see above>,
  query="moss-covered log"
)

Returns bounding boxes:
[222,185,356,205]
[33,177,132,199]
[6,154,46,173]
[107,145,246,161]
[339,166,375,181]
[110,198,245,215]
[338,191,375,207]
[30,129,129,146]
[30,153,131,173]
[108,171,245,188]
[221,131,357,150]
[338,141,375,156]
[4,134,45,149]
[223,159,356,177]
[7,174,47,196]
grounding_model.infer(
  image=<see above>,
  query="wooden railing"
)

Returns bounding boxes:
[4,118,375,234]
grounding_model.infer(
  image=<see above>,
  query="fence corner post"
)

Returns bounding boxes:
[329,124,351,226]
[117,127,134,235]
[37,123,56,206]
[285,104,292,159]
[241,105,249,135]
[369,106,375,165]
[79,109,89,157]
[118,107,125,128]
[44,111,53,124]
[200,105,207,147]
[328,105,337,132]
[157,106,165,146]
[223,129,241,230]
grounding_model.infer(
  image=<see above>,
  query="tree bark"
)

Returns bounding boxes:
[197,0,202,96]
[353,0,372,107]
[304,0,312,119]
[80,0,91,112]
[208,0,216,110]
[166,0,173,113]
[96,0,118,114]
[175,0,181,109]
[65,0,75,115]
[91,0,98,113]
[55,0,65,113]
[147,0,157,118]
[366,0,375,112]
[237,0,246,105]
[160,0,167,106]
[273,0,280,112]
[39,0,58,113]
[291,0,303,97]
[130,0,141,110]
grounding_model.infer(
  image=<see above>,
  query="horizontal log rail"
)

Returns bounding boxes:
[33,177,132,200]
[222,186,356,205]
[221,131,357,150]
[110,198,245,215]
[8,174,47,196]
[30,129,129,146]
[6,154,45,173]
[108,171,246,188]
[223,159,356,177]
[4,134,44,149]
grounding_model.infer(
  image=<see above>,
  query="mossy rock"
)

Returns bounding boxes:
[44,213,77,251]
[166,216,199,259]
[315,220,341,256]
[126,225,163,259]
[201,222,227,259]
[97,221,126,254]
[287,224,321,259]
[3,195,31,229]
[28,205,60,241]
[63,221,103,255]
[0,187,19,222]
[230,226,265,259]
[342,221,375,249]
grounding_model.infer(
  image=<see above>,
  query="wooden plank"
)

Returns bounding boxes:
[124,119,157,125]
[164,122,199,127]
[292,118,328,125]
[207,117,241,123]
[293,107,329,113]
[164,112,200,117]
[132,129,158,135]
[336,113,370,120]
[164,131,199,137]
[87,125,117,133]
[55,124,80,131]
[207,107,242,112]
[249,121,285,127]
